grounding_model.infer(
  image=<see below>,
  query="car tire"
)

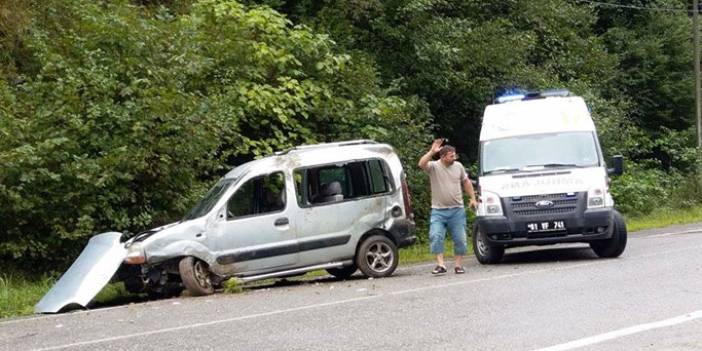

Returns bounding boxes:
[179,256,215,296]
[590,210,627,258]
[326,264,357,279]
[356,235,398,278]
[472,223,504,264]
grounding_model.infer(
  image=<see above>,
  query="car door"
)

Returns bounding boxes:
[293,159,390,266]
[209,170,298,275]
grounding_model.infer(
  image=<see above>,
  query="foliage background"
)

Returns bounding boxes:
[1,0,701,271]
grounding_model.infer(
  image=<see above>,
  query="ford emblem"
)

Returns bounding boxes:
[535,200,554,208]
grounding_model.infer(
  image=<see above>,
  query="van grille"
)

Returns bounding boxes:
[507,193,581,217]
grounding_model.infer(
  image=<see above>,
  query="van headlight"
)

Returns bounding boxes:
[587,188,605,208]
[124,242,146,265]
[480,190,503,216]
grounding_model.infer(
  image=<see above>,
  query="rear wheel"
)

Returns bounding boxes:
[472,223,504,264]
[590,210,627,258]
[356,235,398,278]
[326,264,357,279]
[179,256,215,296]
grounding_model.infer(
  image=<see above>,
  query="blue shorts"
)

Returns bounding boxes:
[429,207,468,255]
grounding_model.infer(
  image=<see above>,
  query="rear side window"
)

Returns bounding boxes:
[294,159,392,206]
[227,172,286,219]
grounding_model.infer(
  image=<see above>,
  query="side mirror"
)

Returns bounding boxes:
[466,168,478,188]
[608,155,624,176]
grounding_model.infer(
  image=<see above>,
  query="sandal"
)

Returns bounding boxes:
[454,266,465,274]
[431,265,447,274]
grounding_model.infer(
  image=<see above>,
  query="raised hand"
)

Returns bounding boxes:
[430,139,443,154]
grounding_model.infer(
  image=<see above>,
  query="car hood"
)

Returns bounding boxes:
[35,232,127,313]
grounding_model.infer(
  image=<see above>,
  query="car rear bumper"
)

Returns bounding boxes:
[389,218,417,248]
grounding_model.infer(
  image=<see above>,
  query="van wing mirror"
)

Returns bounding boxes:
[466,168,478,188]
[608,155,624,176]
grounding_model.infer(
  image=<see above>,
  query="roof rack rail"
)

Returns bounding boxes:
[274,139,378,155]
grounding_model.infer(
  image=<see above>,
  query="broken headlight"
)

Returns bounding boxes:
[124,242,146,265]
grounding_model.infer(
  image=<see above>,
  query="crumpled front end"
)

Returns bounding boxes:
[35,232,127,313]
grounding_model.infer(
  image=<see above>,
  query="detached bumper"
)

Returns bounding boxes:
[477,208,613,247]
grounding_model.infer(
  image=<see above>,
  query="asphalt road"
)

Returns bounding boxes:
[2,222,702,351]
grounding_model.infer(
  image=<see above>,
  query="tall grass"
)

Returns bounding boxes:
[0,274,55,318]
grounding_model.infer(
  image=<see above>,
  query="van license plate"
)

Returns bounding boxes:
[527,221,565,233]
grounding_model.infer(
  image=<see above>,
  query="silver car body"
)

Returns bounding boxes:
[36,140,415,313]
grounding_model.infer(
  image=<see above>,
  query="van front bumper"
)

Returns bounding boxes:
[477,208,614,247]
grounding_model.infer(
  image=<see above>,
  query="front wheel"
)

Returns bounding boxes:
[590,210,627,258]
[179,256,215,296]
[472,223,504,264]
[356,235,398,278]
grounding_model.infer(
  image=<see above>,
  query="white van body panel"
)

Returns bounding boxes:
[479,167,605,198]
[480,97,595,141]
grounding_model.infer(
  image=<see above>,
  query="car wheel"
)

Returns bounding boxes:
[179,256,215,296]
[356,235,398,278]
[326,264,357,279]
[590,210,627,258]
[472,223,504,264]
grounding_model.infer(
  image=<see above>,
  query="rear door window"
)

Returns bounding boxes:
[294,159,392,206]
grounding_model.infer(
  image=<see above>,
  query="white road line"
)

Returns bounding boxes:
[26,244,702,351]
[643,229,702,238]
[532,310,702,351]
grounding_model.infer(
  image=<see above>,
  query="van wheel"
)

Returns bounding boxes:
[590,210,627,258]
[326,264,357,279]
[356,235,398,278]
[179,256,215,296]
[472,223,504,264]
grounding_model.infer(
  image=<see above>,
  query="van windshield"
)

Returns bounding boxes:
[183,178,235,220]
[481,131,600,175]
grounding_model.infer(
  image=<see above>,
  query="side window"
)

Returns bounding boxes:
[294,159,392,206]
[319,166,349,195]
[227,172,286,220]
[368,159,389,194]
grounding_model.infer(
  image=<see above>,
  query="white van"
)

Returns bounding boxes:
[473,90,626,264]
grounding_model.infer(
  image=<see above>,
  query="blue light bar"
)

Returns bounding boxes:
[539,89,571,98]
[496,94,525,103]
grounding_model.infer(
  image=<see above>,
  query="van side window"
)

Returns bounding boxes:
[227,172,285,219]
[294,159,392,206]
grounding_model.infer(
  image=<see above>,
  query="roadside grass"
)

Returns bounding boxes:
[3,205,702,319]
[0,274,55,319]
[625,205,702,233]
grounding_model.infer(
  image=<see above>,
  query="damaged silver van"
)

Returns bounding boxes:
[36,140,416,313]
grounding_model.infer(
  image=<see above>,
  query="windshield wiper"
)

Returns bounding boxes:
[523,163,582,169]
[484,167,521,175]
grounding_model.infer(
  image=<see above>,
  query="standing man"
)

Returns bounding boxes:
[418,139,478,274]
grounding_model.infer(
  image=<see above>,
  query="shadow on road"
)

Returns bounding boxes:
[500,245,598,265]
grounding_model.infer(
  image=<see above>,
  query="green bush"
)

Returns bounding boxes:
[610,163,681,216]
[0,0,431,270]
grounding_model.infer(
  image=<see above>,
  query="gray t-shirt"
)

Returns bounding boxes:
[425,160,468,209]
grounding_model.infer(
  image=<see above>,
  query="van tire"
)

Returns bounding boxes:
[590,210,627,258]
[179,256,215,296]
[356,235,398,278]
[472,223,504,264]
[326,264,357,279]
